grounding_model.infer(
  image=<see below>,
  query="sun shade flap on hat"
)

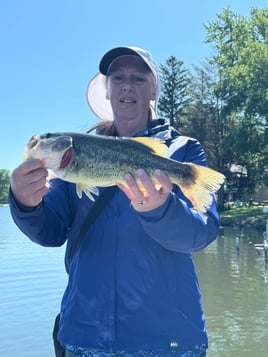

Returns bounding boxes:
[86,46,160,121]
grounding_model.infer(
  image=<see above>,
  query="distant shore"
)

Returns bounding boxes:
[220,213,267,231]
[1,202,266,231]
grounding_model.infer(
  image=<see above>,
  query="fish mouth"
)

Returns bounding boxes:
[60,147,73,169]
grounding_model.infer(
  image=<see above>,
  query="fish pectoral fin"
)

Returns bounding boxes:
[130,137,169,158]
[76,183,99,201]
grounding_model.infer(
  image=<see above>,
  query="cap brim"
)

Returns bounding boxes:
[99,47,139,75]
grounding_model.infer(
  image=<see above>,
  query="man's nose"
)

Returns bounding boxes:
[121,79,133,91]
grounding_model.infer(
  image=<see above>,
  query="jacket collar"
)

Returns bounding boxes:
[133,119,172,141]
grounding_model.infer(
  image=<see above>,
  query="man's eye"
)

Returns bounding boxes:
[134,76,146,83]
[111,75,123,82]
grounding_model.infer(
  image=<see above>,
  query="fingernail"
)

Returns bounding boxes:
[137,169,144,176]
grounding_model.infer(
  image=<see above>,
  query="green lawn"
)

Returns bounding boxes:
[221,205,268,218]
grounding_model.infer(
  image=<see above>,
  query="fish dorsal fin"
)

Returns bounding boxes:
[130,137,168,158]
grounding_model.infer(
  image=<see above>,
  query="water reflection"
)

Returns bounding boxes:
[1,206,268,357]
[0,207,67,357]
[194,227,268,356]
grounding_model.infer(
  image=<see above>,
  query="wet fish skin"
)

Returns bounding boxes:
[24,132,225,213]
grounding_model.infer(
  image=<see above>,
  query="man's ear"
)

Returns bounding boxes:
[151,78,158,100]
[151,87,157,101]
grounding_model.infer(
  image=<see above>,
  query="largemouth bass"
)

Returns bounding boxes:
[24,132,225,212]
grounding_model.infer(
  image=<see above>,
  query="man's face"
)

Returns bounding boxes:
[106,55,156,126]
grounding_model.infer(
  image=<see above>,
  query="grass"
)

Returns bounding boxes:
[220,205,268,219]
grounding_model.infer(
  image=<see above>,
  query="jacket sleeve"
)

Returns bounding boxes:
[9,179,75,247]
[136,135,220,253]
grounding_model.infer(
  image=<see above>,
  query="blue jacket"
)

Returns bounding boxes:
[9,121,220,355]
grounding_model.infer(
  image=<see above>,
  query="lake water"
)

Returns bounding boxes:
[1,206,268,356]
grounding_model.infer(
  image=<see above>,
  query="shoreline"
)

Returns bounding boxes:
[1,203,267,231]
[220,214,267,231]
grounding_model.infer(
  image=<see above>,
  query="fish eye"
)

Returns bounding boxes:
[40,133,52,139]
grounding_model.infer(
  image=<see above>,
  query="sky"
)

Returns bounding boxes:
[1,0,267,172]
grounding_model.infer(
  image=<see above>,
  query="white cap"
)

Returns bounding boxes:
[86,46,160,120]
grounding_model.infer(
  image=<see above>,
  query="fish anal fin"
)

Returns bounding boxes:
[76,183,99,201]
[130,137,168,158]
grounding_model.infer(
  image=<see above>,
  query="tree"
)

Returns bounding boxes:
[179,59,228,209]
[159,56,227,208]
[158,56,191,127]
[183,60,225,169]
[204,7,268,199]
[0,169,10,204]
[205,7,268,117]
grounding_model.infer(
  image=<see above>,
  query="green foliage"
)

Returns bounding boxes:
[0,169,10,204]
[158,6,268,203]
[203,7,268,199]
[205,7,268,118]
[182,60,225,169]
[158,56,191,126]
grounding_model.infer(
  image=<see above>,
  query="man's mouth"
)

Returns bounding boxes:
[120,98,136,103]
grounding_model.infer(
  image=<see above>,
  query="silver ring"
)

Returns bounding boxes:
[137,200,145,205]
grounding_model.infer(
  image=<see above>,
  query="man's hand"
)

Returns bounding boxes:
[117,169,172,212]
[11,159,49,208]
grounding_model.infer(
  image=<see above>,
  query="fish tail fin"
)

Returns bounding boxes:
[176,164,225,213]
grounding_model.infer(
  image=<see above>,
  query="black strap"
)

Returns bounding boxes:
[68,186,117,263]
[52,313,65,356]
